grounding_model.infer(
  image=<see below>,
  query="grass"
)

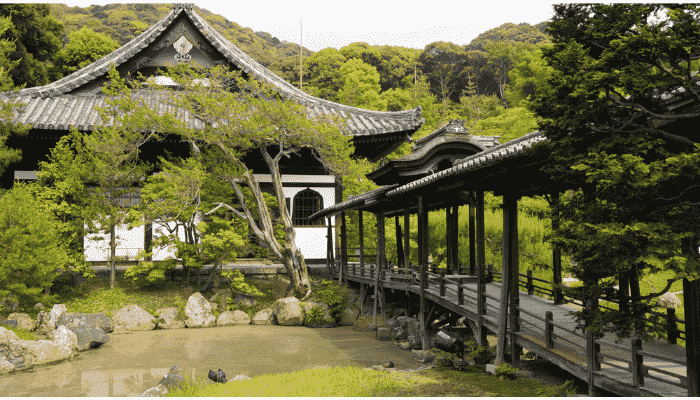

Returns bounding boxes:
[165,364,577,397]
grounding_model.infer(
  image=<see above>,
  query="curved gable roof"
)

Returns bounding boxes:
[2,4,423,139]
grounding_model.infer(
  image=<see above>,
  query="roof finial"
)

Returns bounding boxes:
[173,3,194,11]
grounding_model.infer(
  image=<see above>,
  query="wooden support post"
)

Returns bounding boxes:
[404,210,410,269]
[395,215,404,269]
[452,205,459,276]
[374,209,385,328]
[475,190,488,347]
[360,283,365,316]
[631,334,644,387]
[527,270,534,296]
[618,272,629,315]
[380,285,387,321]
[495,196,511,367]
[446,207,452,274]
[458,278,464,306]
[551,193,563,305]
[418,196,429,351]
[586,287,600,396]
[667,307,678,345]
[359,211,365,278]
[506,194,521,366]
[440,270,446,297]
[340,211,347,285]
[326,218,333,277]
[684,277,700,396]
[144,218,153,262]
[545,311,554,349]
[469,191,476,276]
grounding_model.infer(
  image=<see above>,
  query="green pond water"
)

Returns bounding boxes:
[0,325,424,397]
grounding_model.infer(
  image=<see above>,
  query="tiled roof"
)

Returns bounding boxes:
[387,131,548,197]
[308,184,399,221]
[1,4,423,137]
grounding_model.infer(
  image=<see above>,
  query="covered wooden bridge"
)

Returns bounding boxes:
[310,123,699,397]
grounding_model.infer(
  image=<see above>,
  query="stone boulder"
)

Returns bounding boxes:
[67,327,110,351]
[50,325,80,354]
[412,349,436,363]
[56,312,114,333]
[112,305,156,331]
[47,304,68,330]
[0,320,17,329]
[139,384,169,397]
[154,308,185,330]
[658,292,682,309]
[34,311,54,335]
[0,295,18,314]
[391,325,409,341]
[234,293,256,308]
[33,303,44,311]
[272,297,305,326]
[217,310,250,326]
[7,313,34,331]
[158,365,185,391]
[0,326,77,374]
[185,292,216,328]
[251,309,275,325]
[209,289,233,311]
[303,302,336,328]
[339,306,359,326]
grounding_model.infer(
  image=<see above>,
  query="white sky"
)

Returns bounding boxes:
[56,1,556,52]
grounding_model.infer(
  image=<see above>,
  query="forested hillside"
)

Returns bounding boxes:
[4,4,553,153]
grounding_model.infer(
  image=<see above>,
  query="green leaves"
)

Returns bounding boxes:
[53,27,118,76]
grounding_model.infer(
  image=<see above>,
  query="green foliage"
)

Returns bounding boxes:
[467,346,495,365]
[465,22,551,52]
[494,363,519,380]
[221,269,263,297]
[337,58,387,111]
[53,26,118,76]
[0,4,63,86]
[312,279,349,323]
[303,48,347,100]
[0,185,66,312]
[472,106,538,143]
[306,304,334,326]
[124,258,176,287]
[504,44,554,108]
[2,326,38,341]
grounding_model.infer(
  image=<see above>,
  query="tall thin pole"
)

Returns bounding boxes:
[299,19,303,90]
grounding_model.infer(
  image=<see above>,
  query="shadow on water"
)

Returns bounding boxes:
[0,325,425,397]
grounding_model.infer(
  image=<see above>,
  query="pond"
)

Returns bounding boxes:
[0,325,425,396]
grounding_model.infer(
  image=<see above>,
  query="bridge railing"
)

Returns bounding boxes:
[490,269,686,346]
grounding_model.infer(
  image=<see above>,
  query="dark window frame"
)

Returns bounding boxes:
[292,188,324,227]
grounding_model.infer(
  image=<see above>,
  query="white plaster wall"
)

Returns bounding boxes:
[84,221,145,262]
[294,227,334,259]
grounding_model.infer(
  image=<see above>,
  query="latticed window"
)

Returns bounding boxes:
[292,188,324,226]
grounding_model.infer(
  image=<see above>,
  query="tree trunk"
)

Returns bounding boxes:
[109,223,116,290]
[199,263,222,293]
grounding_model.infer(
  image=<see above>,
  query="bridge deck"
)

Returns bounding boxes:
[338,264,688,397]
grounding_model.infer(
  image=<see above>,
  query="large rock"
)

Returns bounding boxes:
[234,293,256,308]
[251,309,275,325]
[48,325,80,354]
[217,310,250,326]
[66,327,110,351]
[158,365,185,391]
[48,304,68,330]
[185,292,216,328]
[209,289,233,311]
[154,308,185,330]
[34,311,53,335]
[272,297,305,326]
[56,312,114,333]
[112,305,156,331]
[139,384,169,397]
[0,326,77,374]
[658,292,682,309]
[303,302,336,328]
[339,306,359,326]
[6,313,34,331]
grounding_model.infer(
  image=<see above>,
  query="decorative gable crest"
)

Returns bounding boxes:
[174,35,193,63]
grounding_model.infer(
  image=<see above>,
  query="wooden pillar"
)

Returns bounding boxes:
[551,193,563,305]
[144,218,153,262]
[452,205,459,274]
[395,215,404,268]
[585,279,601,396]
[469,192,476,276]
[445,207,452,274]
[476,190,488,346]
[506,194,521,365]
[373,209,385,327]
[403,210,410,269]
[358,211,365,277]
[684,276,700,396]
[340,211,347,285]
[495,196,511,366]
[326,217,334,278]
[418,196,429,350]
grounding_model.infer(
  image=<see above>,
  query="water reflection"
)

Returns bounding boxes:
[0,326,423,396]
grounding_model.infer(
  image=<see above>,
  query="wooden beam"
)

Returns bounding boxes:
[359,211,365,277]
[470,191,477,275]
[452,204,459,274]
[340,211,347,285]
[395,215,404,267]
[418,195,429,351]
[326,217,334,278]
[551,192,563,305]
[446,207,452,274]
[374,209,385,327]
[506,194,521,366]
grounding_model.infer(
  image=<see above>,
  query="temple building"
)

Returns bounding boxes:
[0,4,424,264]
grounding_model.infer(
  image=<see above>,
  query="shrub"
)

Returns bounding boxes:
[221,269,263,296]
[306,305,334,326]
[494,363,519,380]
[313,279,349,323]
